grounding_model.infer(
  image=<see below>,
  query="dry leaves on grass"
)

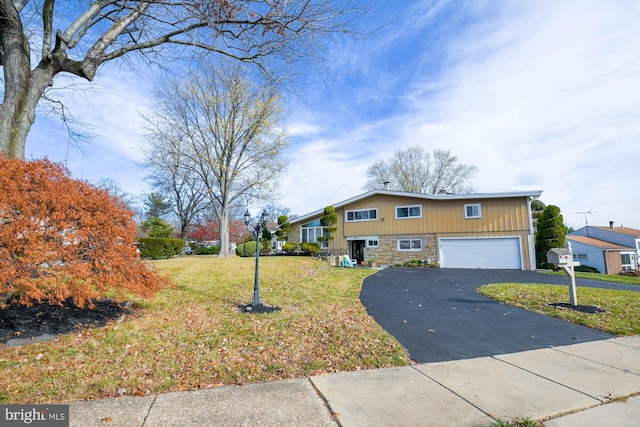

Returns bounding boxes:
[0,257,408,404]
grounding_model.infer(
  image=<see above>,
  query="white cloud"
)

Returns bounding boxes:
[22,0,640,230]
[283,0,640,229]
[26,64,155,196]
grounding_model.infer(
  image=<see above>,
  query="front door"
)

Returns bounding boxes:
[351,240,366,265]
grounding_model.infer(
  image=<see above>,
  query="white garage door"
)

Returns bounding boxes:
[439,237,522,269]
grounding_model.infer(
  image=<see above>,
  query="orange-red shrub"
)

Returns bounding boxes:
[0,156,166,307]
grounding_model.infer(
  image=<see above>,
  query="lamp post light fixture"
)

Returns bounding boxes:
[244,209,269,307]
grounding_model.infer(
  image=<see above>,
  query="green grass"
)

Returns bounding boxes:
[0,256,408,404]
[544,270,640,285]
[479,283,640,335]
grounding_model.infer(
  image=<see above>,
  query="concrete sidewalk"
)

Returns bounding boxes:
[69,336,640,426]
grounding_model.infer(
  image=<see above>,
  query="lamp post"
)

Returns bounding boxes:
[244,209,269,307]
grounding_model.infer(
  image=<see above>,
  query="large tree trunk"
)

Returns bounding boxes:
[0,1,53,159]
[217,205,232,257]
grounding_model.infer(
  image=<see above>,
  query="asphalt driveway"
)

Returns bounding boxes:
[360,269,637,363]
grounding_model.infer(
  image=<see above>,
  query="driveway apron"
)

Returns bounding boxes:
[359,269,623,363]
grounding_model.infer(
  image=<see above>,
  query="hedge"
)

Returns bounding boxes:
[282,243,297,254]
[139,238,184,259]
[300,242,320,255]
[236,241,263,257]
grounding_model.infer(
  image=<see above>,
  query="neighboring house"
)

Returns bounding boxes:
[266,222,284,254]
[567,223,640,274]
[288,189,542,270]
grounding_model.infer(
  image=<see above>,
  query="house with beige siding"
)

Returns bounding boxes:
[288,189,542,270]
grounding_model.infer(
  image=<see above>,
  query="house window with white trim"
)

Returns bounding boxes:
[573,253,587,261]
[464,203,482,219]
[396,204,422,219]
[346,208,378,222]
[367,238,379,248]
[621,253,636,271]
[398,239,422,251]
[301,219,328,248]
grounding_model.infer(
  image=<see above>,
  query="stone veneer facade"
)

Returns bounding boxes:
[362,234,438,266]
[288,227,438,267]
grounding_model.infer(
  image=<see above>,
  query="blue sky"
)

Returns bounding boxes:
[26,0,640,230]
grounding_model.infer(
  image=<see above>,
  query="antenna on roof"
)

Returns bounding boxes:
[574,210,596,228]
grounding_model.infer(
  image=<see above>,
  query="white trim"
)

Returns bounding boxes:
[464,203,482,219]
[289,189,543,225]
[439,236,524,269]
[345,208,378,222]
[528,234,536,271]
[527,196,535,235]
[397,238,423,251]
[395,204,423,219]
[346,235,380,248]
[621,251,637,271]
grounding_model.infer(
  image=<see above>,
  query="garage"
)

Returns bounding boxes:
[439,237,522,269]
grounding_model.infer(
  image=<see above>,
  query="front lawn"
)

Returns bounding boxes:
[544,270,640,286]
[479,283,640,336]
[0,256,408,404]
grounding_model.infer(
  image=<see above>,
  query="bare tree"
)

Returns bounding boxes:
[94,176,139,213]
[145,61,288,257]
[365,146,478,194]
[0,0,367,159]
[143,132,211,240]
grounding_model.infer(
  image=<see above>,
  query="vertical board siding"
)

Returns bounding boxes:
[293,194,535,269]
[340,195,531,236]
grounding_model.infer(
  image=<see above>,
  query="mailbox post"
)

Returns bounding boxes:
[547,243,578,306]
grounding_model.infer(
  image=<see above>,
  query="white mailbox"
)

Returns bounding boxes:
[547,246,578,307]
[547,248,572,266]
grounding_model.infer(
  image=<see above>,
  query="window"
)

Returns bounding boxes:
[464,204,482,219]
[301,219,328,248]
[398,239,422,251]
[367,238,379,248]
[346,208,378,222]
[621,254,632,265]
[573,254,587,261]
[396,204,422,219]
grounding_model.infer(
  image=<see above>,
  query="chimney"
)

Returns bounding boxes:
[383,181,390,190]
[609,221,614,229]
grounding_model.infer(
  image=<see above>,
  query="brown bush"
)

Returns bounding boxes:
[0,156,166,307]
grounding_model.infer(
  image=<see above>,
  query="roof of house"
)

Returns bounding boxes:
[592,226,640,237]
[566,235,633,250]
[290,189,543,224]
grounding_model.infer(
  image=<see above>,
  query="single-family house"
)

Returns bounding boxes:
[567,223,640,274]
[287,189,542,270]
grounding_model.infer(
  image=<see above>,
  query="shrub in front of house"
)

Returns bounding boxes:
[620,270,640,277]
[300,242,320,255]
[236,241,262,257]
[282,243,297,254]
[139,238,184,259]
[574,265,600,274]
[396,258,438,268]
